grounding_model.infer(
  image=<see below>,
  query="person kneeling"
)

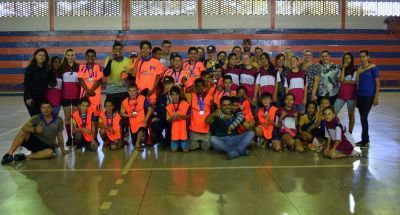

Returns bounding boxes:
[99,99,122,150]
[2,101,69,164]
[72,97,98,151]
[207,96,255,160]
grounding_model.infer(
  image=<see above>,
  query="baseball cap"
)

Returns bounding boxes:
[207,45,216,53]
[163,76,174,84]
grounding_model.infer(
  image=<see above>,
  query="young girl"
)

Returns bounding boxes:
[120,84,153,151]
[222,53,240,90]
[256,53,280,102]
[236,86,256,132]
[240,53,258,102]
[61,48,80,146]
[45,56,63,115]
[255,92,280,150]
[278,93,303,152]
[99,99,122,151]
[166,86,191,152]
[72,98,97,151]
[334,52,357,133]
[284,56,307,113]
[299,101,319,150]
[323,107,359,159]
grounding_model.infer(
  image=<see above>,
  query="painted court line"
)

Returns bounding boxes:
[122,150,139,175]
[100,202,112,210]
[0,127,20,137]
[115,179,124,185]
[2,163,386,173]
[108,189,119,196]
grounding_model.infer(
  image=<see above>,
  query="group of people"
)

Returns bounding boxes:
[1,38,380,164]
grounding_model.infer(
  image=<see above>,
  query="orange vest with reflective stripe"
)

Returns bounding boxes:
[166,101,190,141]
[190,93,212,133]
[99,111,121,141]
[257,106,278,139]
[73,108,94,141]
[121,95,146,133]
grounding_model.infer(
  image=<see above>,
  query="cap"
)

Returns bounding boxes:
[207,45,216,53]
[163,76,174,84]
[130,51,138,57]
[169,52,180,60]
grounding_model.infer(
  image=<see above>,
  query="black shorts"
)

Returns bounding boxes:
[62,98,80,107]
[22,135,53,153]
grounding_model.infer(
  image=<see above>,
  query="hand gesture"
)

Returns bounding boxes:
[35,124,43,134]
[25,99,34,106]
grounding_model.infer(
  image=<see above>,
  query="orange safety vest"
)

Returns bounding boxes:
[73,108,94,142]
[257,106,278,139]
[237,98,254,133]
[121,95,146,133]
[99,111,122,141]
[213,89,236,108]
[166,101,190,141]
[190,93,212,133]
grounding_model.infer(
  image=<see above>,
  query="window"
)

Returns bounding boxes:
[132,0,197,16]
[276,0,339,16]
[0,0,48,17]
[347,0,400,16]
[56,0,121,16]
[202,0,269,15]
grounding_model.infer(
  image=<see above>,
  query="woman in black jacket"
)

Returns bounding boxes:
[24,48,50,116]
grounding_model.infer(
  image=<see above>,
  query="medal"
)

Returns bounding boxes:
[132,111,138,116]
[197,95,205,116]
[240,105,244,110]
[199,110,205,115]
[88,77,93,83]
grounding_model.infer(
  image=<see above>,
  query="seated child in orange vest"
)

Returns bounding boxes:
[99,99,122,151]
[120,84,153,152]
[236,86,256,132]
[166,86,191,152]
[72,97,98,151]
[255,92,280,151]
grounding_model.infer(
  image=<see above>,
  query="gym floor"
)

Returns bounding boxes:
[0,93,399,215]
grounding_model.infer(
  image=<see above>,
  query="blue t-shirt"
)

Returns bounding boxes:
[357,66,379,97]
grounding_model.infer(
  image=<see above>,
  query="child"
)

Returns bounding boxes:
[45,56,63,115]
[99,99,122,150]
[72,97,98,151]
[120,84,153,151]
[166,86,191,152]
[222,53,240,90]
[256,53,280,102]
[278,93,303,152]
[213,75,236,108]
[152,76,174,149]
[163,54,189,88]
[284,56,307,113]
[187,78,213,151]
[323,107,359,158]
[78,49,103,137]
[299,101,320,150]
[183,47,206,79]
[236,86,256,132]
[255,92,280,150]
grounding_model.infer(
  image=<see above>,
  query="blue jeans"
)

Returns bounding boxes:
[171,140,189,151]
[210,131,255,154]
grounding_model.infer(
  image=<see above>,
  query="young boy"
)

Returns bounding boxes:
[99,99,122,150]
[166,86,191,152]
[163,54,189,88]
[152,76,174,149]
[213,75,236,108]
[72,98,98,151]
[187,78,213,151]
[131,40,165,104]
[236,86,256,132]
[120,84,153,151]
[255,92,280,150]
[78,49,103,137]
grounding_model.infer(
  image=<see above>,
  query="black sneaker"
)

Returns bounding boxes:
[356,141,369,148]
[1,153,13,165]
[14,153,26,161]
[66,138,72,146]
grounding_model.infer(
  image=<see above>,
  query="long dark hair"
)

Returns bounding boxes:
[260,52,275,75]
[342,52,355,76]
[60,48,79,74]
[48,56,61,88]
[27,48,50,70]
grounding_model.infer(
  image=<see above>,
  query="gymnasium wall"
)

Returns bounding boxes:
[0,0,399,90]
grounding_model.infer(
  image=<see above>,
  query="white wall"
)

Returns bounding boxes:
[0,15,390,31]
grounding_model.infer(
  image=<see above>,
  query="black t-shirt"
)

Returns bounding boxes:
[211,116,239,137]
